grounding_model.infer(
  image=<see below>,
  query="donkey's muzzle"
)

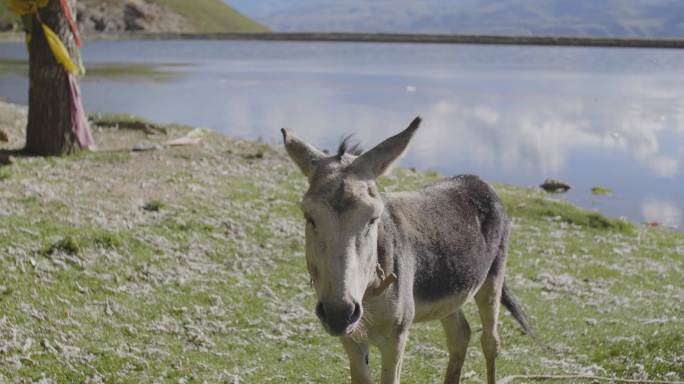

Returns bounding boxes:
[316,300,362,336]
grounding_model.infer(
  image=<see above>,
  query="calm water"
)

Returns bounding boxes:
[1,40,684,228]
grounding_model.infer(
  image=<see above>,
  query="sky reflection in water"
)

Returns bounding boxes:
[1,40,683,227]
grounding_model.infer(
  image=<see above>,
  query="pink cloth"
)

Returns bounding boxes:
[68,73,95,149]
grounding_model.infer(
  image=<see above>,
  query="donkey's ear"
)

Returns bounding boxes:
[351,116,421,178]
[281,128,326,178]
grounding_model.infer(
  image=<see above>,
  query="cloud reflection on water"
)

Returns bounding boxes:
[223,85,683,182]
[218,71,684,226]
[421,94,682,182]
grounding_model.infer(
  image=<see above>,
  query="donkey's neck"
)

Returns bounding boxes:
[376,194,405,278]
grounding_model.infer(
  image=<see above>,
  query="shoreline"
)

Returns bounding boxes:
[2,31,684,48]
[0,100,679,232]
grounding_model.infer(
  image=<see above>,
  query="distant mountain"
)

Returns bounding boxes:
[0,0,268,34]
[226,0,684,38]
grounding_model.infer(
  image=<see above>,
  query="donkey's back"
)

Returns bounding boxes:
[384,174,509,311]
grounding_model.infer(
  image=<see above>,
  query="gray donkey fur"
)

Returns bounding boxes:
[281,117,534,384]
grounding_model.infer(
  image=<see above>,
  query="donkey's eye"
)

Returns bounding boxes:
[364,217,379,236]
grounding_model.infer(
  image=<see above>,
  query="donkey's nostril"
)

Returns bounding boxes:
[316,300,360,335]
[349,301,361,323]
[315,301,326,322]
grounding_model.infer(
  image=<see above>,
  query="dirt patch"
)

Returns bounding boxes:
[0,100,288,231]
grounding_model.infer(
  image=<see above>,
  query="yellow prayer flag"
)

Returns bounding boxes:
[41,23,78,74]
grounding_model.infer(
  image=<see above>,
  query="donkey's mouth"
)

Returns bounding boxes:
[316,300,363,336]
[321,318,361,337]
[343,319,361,336]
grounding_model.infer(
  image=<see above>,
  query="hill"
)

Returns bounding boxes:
[0,0,268,34]
[227,0,684,38]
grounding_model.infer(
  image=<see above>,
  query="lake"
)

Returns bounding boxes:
[1,40,683,228]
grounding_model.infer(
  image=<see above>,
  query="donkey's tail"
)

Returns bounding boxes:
[500,282,543,347]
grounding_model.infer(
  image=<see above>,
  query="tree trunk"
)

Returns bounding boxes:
[25,0,82,155]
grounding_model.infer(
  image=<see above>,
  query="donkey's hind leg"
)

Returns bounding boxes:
[441,309,471,384]
[474,273,505,384]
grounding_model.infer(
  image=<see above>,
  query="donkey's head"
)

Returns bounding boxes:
[282,117,421,336]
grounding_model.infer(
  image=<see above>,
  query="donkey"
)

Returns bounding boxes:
[281,117,535,384]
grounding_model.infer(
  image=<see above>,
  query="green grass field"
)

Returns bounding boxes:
[1,0,267,34]
[0,109,682,382]
[149,0,268,33]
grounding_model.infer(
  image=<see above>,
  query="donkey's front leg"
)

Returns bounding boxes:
[341,337,373,384]
[379,328,410,384]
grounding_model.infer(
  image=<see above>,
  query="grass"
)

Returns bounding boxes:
[88,112,152,126]
[88,112,165,133]
[500,188,634,232]
[0,59,180,81]
[44,236,81,255]
[149,0,269,33]
[1,0,267,34]
[591,186,613,196]
[0,166,10,180]
[0,59,24,76]
[85,63,181,81]
[142,199,166,212]
[0,110,682,382]
[0,1,19,31]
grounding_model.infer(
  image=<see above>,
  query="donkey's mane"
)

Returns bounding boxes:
[336,135,364,158]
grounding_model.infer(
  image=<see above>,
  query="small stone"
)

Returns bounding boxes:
[41,338,56,353]
[21,338,33,352]
[0,129,9,142]
[0,153,14,165]
[540,178,571,193]
[131,142,162,152]
[209,294,223,306]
